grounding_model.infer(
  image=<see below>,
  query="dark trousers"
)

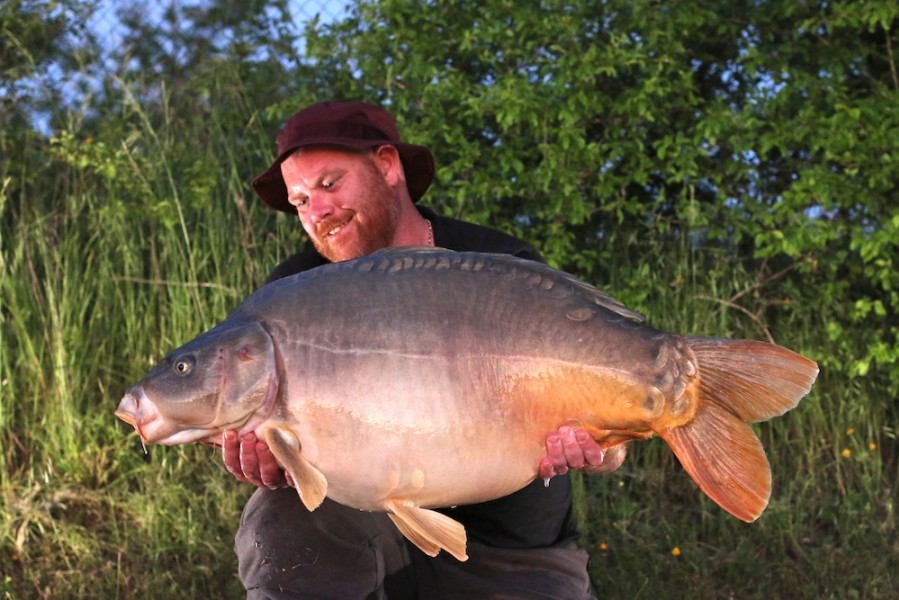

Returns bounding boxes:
[235,488,595,599]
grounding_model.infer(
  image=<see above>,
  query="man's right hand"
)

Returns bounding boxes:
[222,430,294,489]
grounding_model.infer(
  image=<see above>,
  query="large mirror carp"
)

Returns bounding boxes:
[116,248,818,561]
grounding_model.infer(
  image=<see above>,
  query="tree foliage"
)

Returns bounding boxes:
[299,0,899,395]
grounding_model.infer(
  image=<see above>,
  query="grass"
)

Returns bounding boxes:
[1,87,896,599]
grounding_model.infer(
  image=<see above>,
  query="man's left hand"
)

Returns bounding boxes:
[539,426,626,481]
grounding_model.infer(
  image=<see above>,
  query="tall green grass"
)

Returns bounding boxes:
[0,89,296,597]
[1,86,896,599]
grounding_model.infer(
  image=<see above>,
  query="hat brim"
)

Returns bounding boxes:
[251,138,435,213]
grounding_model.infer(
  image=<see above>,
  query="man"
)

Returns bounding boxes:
[225,101,626,598]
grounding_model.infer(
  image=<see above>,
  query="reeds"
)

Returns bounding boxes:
[1,81,294,597]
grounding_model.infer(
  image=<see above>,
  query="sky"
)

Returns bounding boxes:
[25,0,351,136]
[88,0,351,56]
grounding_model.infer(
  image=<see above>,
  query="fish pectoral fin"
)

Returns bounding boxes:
[261,425,328,512]
[385,499,468,562]
[659,400,770,523]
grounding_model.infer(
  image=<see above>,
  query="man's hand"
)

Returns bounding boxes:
[222,430,294,489]
[539,426,626,482]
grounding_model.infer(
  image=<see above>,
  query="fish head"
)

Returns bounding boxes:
[115,320,279,446]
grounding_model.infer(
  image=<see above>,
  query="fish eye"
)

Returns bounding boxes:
[173,356,194,376]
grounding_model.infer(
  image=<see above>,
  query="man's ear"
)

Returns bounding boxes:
[373,145,404,187]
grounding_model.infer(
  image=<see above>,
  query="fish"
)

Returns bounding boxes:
[115,247,818,562]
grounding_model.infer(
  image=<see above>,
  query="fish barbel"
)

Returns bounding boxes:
[115,248,818,561]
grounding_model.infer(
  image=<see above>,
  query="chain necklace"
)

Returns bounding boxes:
[426,219,434,246]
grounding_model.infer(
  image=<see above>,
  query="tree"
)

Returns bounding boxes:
[298,0,898,394]
[1,0,98,211]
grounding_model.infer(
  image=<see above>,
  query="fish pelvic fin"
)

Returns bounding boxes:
[261,424,328,512]
[659,337,818,522]
[386,499,468,562]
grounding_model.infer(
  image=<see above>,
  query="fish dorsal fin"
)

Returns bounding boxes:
[554,271,644,322]
[370,248,643,322]
[262,424,328,511]
[386,499,469,562]
[370,245,451,255]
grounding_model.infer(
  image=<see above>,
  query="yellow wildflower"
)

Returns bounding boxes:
[671,547,681,556]
[841,448,852,458]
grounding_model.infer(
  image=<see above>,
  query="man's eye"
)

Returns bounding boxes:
[322,180,334,189]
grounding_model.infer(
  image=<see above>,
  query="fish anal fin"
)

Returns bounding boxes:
[560,419,653,446]
[659,401,771,522]
[386,499,468,562]
[261,424,328,512]
[593,429,654,446]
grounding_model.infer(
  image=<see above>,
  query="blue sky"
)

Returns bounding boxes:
[24,1,352,135]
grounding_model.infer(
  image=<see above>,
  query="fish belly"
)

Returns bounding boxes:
[245,251,672,509]
[279,347,659,511]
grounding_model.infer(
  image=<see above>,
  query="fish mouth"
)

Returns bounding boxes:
[115,390,158,452]
[115,387,226,447]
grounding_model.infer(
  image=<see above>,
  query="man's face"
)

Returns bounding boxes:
[280,146,401,262]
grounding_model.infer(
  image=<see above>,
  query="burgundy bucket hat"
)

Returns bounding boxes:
[251,101,435,213]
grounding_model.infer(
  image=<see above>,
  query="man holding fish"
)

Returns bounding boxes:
[116,99,816,596]
[226,100,625,598]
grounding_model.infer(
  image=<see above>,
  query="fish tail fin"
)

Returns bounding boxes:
[658,338,818,522]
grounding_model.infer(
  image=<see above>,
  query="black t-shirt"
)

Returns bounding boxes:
[264,206,578,549]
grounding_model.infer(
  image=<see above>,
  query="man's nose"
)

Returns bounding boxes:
[305,194,334,223]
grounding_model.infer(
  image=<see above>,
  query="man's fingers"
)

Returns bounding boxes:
[542,427,626,481]
[255,441,288,489]
[238,433,263,486]
[560,427,587,469]
[587,443,627,474]
[222,430,291,488]
[544,432,569,476]
[223,430,251,484]
[576,429,606,467]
